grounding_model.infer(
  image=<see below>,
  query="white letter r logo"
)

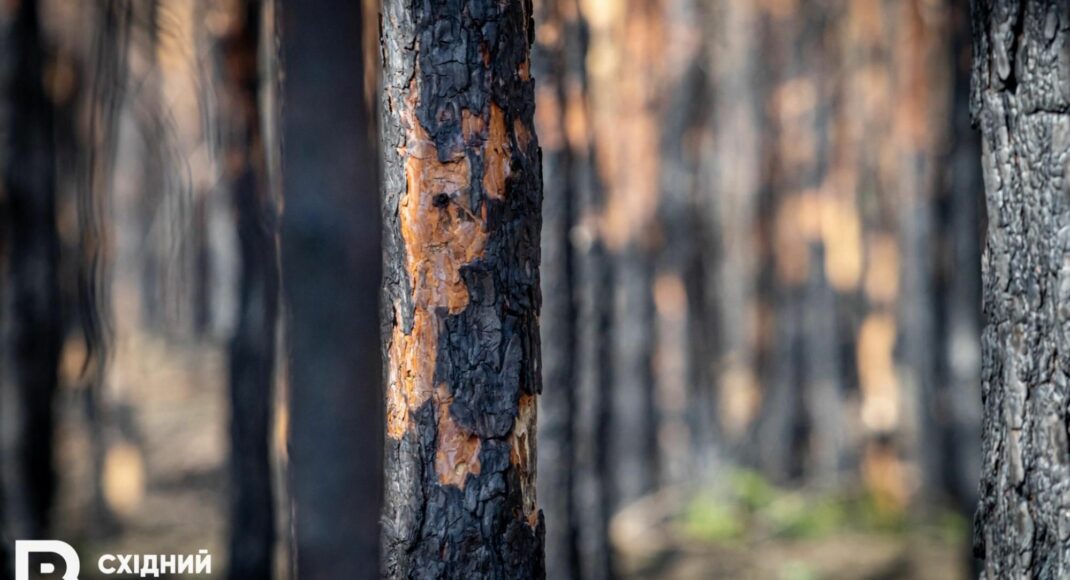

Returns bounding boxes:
[15,540,80,580]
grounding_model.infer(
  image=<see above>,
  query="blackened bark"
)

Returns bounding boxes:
[278,0,384,575]
[971,1,1070,576]
[221,2,278,578]
[379,0,545,575]
[0,0,61,545]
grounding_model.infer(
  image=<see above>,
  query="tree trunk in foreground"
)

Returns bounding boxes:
[972,1,1070,576]
[279,0,384,575]
[221,1,278,578]
[379,0,545,575]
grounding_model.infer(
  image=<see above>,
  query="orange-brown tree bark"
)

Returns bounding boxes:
[379,0,545,576]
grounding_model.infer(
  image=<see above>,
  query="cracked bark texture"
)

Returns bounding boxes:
[379,0,545,576]
[971,0,1070,577]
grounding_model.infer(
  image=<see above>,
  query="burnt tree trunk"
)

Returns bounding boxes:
[379,0,545,575]
[971,0,1070,576]
[0,0,61,547]
[278,0,384,575]
[220,2,278,578]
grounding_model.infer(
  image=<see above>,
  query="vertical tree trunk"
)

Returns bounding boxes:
[278,0,384,575]
[220,2,278,578]
[971,1,1070,576]
[937,0,982,513]
[585,0,663,512]
[755,0,846,484]
[532,0,577,574]
[534,0,617,574]
[704,0,765,457]
[379,0,545,575]
[0,0,61,545]
[653,0,704,487]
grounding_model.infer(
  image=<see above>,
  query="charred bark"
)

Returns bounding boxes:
[379,0,545,575]
[220,2,278,578]
[0,0,61,547]
[971,0,1070,576]
[278,0,384,575]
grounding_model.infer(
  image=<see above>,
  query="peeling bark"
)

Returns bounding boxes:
[971,1,1070,576]
[380,0,545,576]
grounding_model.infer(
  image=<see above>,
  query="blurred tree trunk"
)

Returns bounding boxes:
[653,0,705,487]
[81,0,131,534]
[753,0,847,484]
[703,0,766,461]
[220,1,277,578]
[888,0,948,503]
[971,0,1070,576]
[278,0,383,576]
[584,0,662,512]
[533,0,577,574]
[0,0,61,549]
[379,0,544,575]
[534,0,616,575]
[935,0,982,514]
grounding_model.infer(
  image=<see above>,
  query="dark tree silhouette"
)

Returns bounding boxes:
[219,1,278,578]
[0,0,61,556]
[278,0,384,576]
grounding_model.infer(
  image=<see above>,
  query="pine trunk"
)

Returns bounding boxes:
[379,0,545,576]
[971,0,1070,576]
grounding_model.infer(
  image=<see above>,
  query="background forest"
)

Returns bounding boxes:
[0,0,984,578]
